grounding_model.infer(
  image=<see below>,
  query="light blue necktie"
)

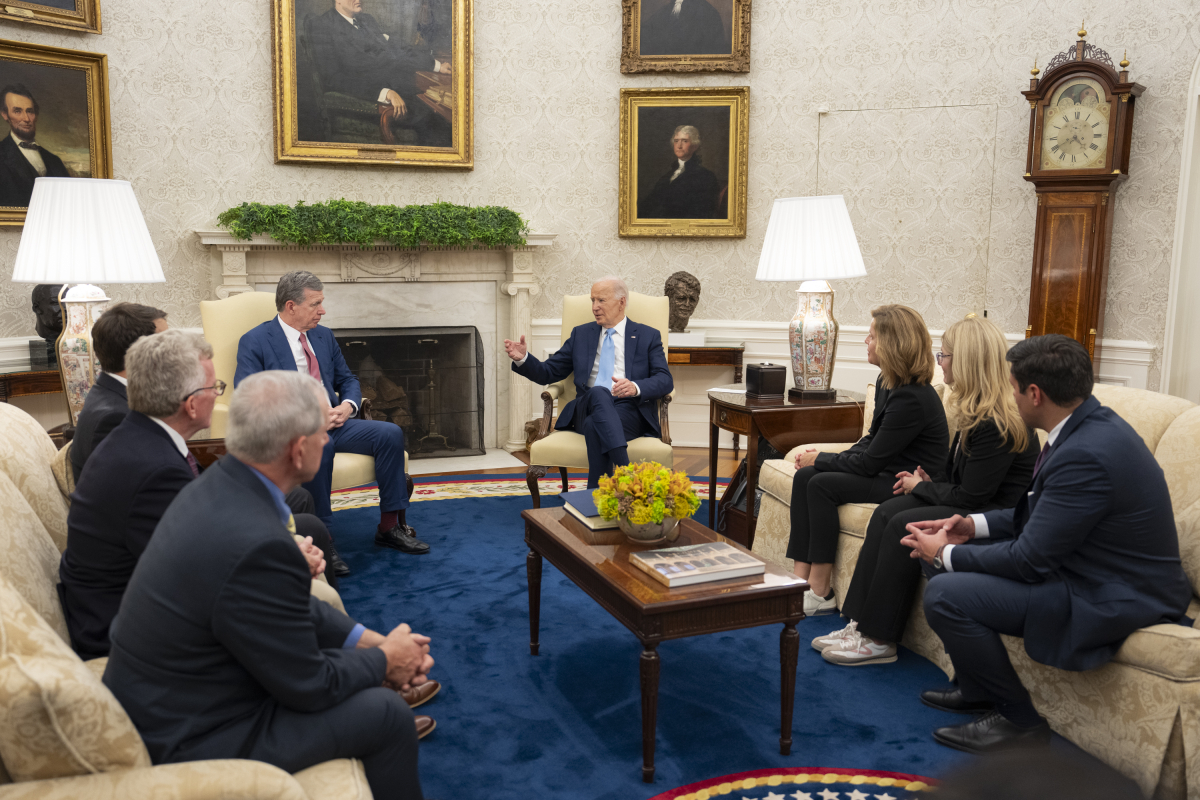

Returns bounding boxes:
[594,328,616,390]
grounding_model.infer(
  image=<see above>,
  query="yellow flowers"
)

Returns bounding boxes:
[593,462,700,524]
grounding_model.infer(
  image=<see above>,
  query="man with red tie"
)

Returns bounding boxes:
[234,271,426,555]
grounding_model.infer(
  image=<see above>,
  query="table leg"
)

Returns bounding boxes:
[640,642,660,783]
[527,548,542,656]
[734,365,743,384]
[779,621,798,755]
[746,424,759,549]
[708,413,718,530]
[733,433,740,458]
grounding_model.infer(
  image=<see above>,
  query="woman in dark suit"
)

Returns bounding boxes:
[788,304,949,616]
[814,314,1040,666]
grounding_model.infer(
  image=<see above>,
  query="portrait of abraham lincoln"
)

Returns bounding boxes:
[273,0,473,167]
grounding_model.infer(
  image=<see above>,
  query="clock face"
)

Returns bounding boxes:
[1041,76,1110,170]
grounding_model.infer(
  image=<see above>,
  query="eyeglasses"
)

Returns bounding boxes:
[183,379,226,402]
[935,353,952,364]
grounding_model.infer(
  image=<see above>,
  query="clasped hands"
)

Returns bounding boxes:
[297,536,326,578]
[327,401,354,430]
[892,465,931,495]
[899,514,976,564]
[378,623,435,691]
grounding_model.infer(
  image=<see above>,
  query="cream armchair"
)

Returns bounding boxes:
[525,292,674,507]
[0,401,366,799]
[199,291,408,493]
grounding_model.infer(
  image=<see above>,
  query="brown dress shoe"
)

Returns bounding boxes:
[415,715,437,740]
[401,680,441,708]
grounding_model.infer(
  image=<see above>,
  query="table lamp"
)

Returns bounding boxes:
[755,195,867,401]
[11,178,165,425]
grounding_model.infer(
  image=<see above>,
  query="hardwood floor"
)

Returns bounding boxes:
[417,446,741,479]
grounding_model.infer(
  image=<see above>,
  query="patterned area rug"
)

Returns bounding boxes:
[331,473,730,511]
[646,769,935,800]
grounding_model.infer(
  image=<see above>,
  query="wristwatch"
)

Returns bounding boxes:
[932,545,946,570]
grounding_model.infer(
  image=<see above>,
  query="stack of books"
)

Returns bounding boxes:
[629,542,765,587]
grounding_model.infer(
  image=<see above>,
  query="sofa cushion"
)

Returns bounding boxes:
[0,471,69,643]
[0,575,150,781]
[0,403,69,554]
[1110,623,1200,681]
[1153,406,1200,595]
[294,758,372,800]
[759,458,879,540]
[1093,384,1195,456]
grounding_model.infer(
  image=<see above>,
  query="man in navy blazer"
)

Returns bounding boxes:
[505,277,673,487]
[69,302,168,483]
[235,271,427,555]
[902,335,1192,754]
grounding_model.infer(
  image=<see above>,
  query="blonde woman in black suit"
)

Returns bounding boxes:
[787,305,949,616]
[815,314,1039,666]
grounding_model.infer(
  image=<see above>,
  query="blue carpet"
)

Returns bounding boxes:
[328,492,977,799]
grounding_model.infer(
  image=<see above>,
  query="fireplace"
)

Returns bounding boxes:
[335,326,485,459]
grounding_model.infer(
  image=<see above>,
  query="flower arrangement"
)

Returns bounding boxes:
[593,462,700,525]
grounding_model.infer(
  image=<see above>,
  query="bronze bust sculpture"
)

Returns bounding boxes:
[664,271,701,332]
[31,284,64,343]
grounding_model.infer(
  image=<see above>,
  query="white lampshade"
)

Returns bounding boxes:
[754,195,867,282]
[11,178,165,284]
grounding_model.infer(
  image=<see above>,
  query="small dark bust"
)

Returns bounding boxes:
[31,284,64,343]
[664,271,701,332]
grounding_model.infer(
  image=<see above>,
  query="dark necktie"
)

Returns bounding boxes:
[185,452,200,477]
[17,141,37,150]
[1031,442,1050,479]
[298,333,322,382]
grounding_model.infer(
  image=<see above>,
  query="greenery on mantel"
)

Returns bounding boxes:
[217,200,529,249]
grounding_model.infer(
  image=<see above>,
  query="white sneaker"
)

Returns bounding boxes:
[803,589,838,617]
[811,620,858,652]
[822,632,898,666]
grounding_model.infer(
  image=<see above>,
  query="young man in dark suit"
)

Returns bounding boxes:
[69,302,168,483]
[504,277,674,487]
[902,335,1192,753]
[305,0,452,146]
[0,84,71,208]
[235,270,427,555]
[104,371,435,800]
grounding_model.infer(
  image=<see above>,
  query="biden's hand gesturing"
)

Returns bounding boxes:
[504,335,528,362]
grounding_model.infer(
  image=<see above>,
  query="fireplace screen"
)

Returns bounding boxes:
[333,326,484,459]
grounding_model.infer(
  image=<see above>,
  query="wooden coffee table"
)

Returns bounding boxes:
[521,508,808,782]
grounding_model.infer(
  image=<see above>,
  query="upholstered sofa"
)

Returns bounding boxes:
[0,401,370,799]
[751,381,1200,798]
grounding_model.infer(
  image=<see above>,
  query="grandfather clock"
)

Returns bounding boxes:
[1022,26,1143,365]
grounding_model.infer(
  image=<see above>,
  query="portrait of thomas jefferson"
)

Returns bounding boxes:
[637,122,725,220]
[639,0,732,56]
[295,0,454,147]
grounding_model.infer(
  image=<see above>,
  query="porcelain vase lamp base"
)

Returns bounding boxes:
[787,280,839,402]
[55,284,110,427]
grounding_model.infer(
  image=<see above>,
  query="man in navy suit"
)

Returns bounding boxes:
[70,302,168,483]
[504,277,674,487]
[902,335,1192,753]
[0,84,71,208]
[236,271,427,555]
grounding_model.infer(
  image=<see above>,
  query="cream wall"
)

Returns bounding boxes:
[0,0,1197,388]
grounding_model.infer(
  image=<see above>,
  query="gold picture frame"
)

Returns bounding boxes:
[0,0,101,34]
[619,86,748,238]
[621,0,750,73]
[0,39,112,226]
[272,0,473,168]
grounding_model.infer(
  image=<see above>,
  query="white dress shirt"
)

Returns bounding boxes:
[945,412,1072,571]
[149,416,189,458]
[669,158,687,182]
[514,316,640,396]
[277,318,357,413]
[105,372,128,387]
[12,132,46,176]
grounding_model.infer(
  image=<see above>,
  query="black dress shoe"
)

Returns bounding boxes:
[933,710,1051,754]
[920,686,995,714]
[375,524,430,555]
[328,547,351,578]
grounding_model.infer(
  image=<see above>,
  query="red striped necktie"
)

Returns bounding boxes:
[298,332,322,382]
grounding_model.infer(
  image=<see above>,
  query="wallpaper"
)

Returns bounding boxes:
[0,0,1197,390]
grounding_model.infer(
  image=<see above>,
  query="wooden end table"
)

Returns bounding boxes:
[708,386,865,548]
[521,508,808,782]
[0,368,64,403]
[667,343,746,455]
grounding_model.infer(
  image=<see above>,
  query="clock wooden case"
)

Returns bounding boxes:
[1021,32,1144,365]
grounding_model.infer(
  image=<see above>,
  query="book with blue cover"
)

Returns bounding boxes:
[560,489,619,530]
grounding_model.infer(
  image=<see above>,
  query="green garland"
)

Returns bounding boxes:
[217,200,528,249]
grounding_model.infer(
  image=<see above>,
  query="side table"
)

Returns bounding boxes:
[708,386,864,548]
[0,369,63,403]
[668,343,746,454]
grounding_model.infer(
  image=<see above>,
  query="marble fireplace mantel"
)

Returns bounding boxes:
[195,229,556,453]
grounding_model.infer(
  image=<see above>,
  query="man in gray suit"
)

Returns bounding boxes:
[104,371,435,800]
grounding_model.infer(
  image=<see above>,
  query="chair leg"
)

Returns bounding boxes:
[558,467,569,493]
[527,465,549,509]
[406,474,414,498]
